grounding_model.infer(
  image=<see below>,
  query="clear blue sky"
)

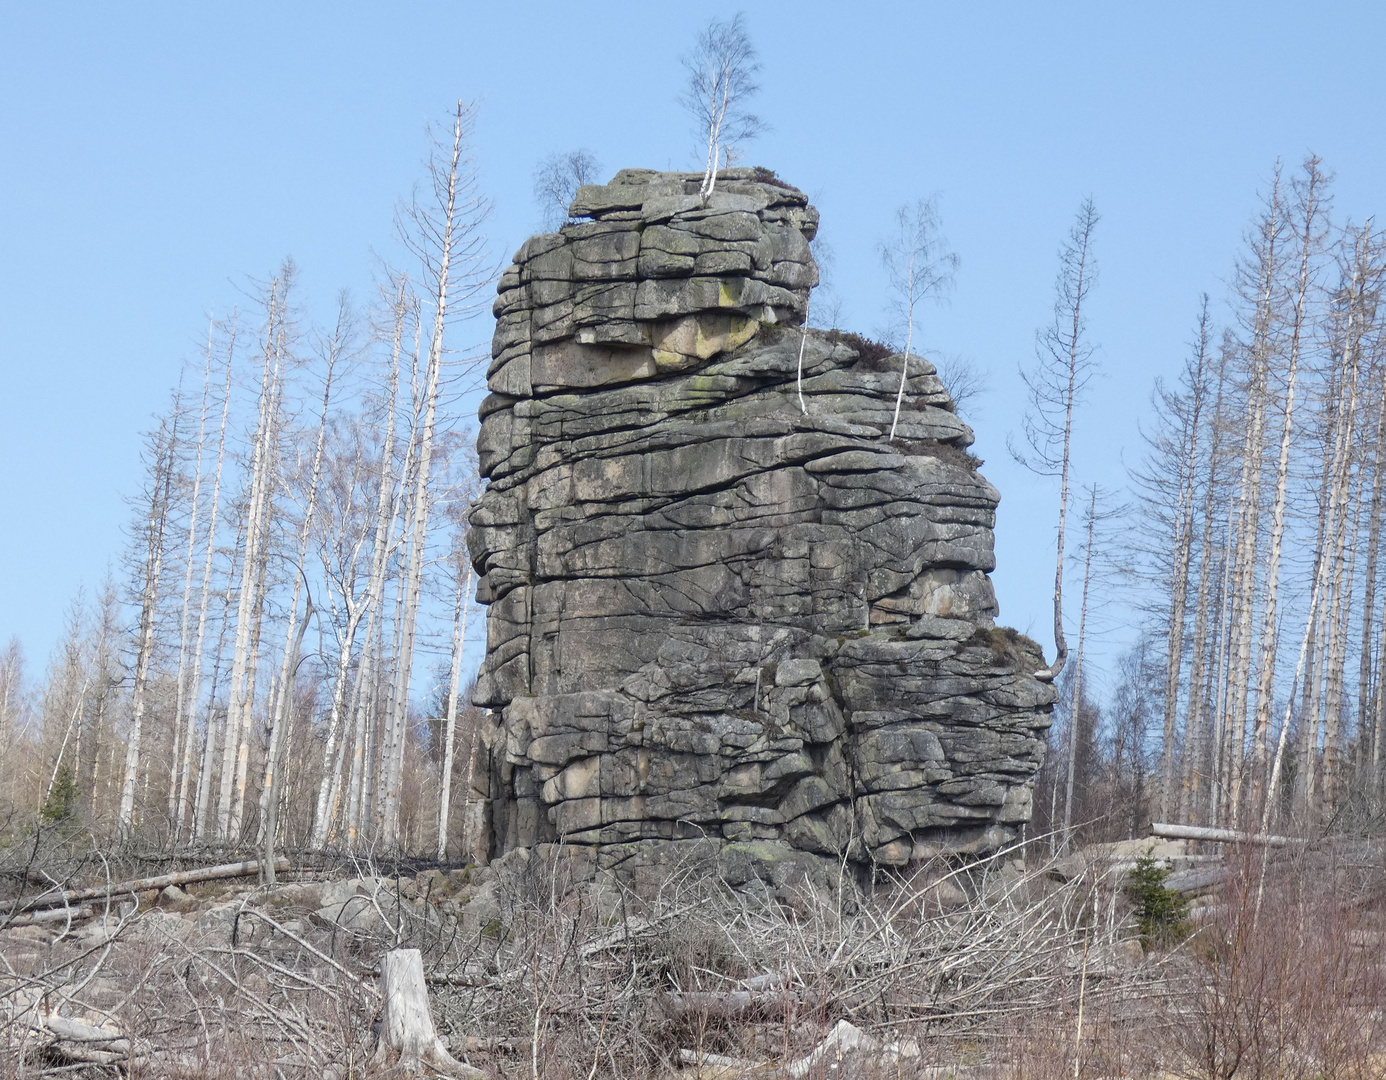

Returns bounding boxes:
[5,2,1386,697]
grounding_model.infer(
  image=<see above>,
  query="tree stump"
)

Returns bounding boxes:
[373,948,482,1077]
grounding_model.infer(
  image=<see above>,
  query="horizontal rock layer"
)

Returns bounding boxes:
[468,168,1053,877]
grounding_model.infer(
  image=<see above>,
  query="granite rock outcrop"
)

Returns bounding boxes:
[467,168,1054,878]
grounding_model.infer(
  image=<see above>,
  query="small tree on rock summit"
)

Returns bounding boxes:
[681,13,765,202]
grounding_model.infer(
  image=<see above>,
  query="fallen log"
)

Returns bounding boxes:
[4,904,95,927]
[677,1020,919,1079]
[1164,866,1230,896]
[1150,822,1295,848]
[665,989,792,1019]
[4,857,290,915]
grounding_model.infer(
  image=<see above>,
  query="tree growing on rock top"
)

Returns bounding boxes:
[878,197,958,439]
[680,12,765,201]
[533,149,601,232]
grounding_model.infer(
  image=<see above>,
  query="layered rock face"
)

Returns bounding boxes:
[468,168,1054,877]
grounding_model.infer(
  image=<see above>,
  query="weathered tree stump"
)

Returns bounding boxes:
[373,948,482,1077]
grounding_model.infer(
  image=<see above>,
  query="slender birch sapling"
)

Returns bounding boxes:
[680,14,765,202]
[878,198,957,440]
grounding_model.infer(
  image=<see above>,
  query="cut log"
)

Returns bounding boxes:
[4,904,95,927]
[4,857,289,914]
[665,989,792,1019]
[678,1048,755,1068]
[1150,823,1295,847]
[1164,866,1230,896]
[373,948,482,1077]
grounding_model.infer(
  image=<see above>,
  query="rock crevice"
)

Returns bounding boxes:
[468,168,1054,876]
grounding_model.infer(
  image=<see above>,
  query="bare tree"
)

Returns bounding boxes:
[256,294,350,850]
[1012,199,1101,682]
[436,535,474,859]
[118,407,179,829]
[0,638,25,765]
[379,101,493,849]
[1059,484,1126,849]
[680,13,765,201]
[1134,296,1212,822]
[1250,159,1327,798]
[534,150,602,232]
[217,268,294,842]
[936,355,990,417]
[878,198,958,440]
[174,315,236,838]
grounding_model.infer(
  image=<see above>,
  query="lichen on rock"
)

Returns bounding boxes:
[466,167,1054,881]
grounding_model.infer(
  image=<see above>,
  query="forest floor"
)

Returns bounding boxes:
[1,831,1383,1079]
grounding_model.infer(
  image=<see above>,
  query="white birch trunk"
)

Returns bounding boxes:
[437,559,472,859]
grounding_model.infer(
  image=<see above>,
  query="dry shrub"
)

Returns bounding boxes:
[4,836,1382,1078]
[1165,845,1386,1080]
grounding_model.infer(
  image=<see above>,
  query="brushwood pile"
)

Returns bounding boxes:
[466,168,1055,883]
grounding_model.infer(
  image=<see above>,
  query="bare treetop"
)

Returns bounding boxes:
[878,198,958,439]
[680,13,766,201]
[534,149,602,232]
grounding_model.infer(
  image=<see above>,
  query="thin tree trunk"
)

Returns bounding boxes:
[1251,167,1322,798]
[437,559,472,859]
[176,319,236,839]
[257,306,340,839]
[261,594,312,884]
[381,111,469,850]
[1183,338,1231,823]
[118,413,178,829]
[1160,303,1210,820]
[1061,487,1098,852]
[1355,369,1386,782]
[313,280,406,848]
[219,277,288,841]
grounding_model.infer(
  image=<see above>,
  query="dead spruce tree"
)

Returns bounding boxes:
[255,294,351,861]
[1132,296,1213,822]
[378,102,491,850]
[1248,159,1328,801]
[1013,198,1101,683]
[173,315,236,839]
[117,407,179,830]
[215,269,295,842]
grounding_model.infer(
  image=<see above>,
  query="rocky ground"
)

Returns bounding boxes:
[4,834,1381,1078]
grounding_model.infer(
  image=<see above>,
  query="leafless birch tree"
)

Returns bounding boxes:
[680,14,764,201]
[879,198,958,440]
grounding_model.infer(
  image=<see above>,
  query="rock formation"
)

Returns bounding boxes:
[467,168,1054,881]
